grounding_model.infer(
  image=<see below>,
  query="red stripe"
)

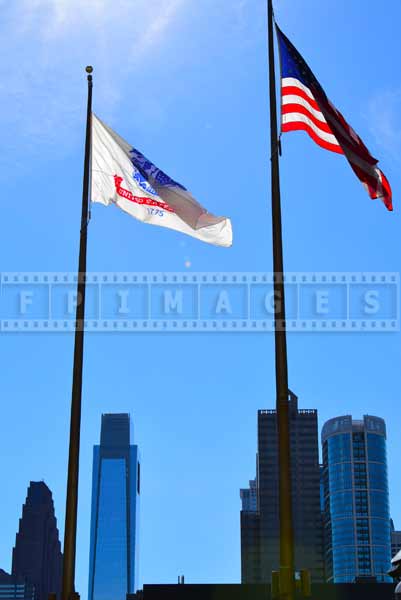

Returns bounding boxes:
[280,74,392,210]
[282,103,335,135]
[282,121,344,154]
[380,171,392,208]
[283,79,378,166]
[282,85,321,112]
[282,83,374,163]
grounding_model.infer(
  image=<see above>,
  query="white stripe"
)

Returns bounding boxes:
[282,94,328,124]
[376,167,384,196]
[282,77,360,152]
[282,113,341,147]
[281,77,386,198]
[282,77,315,100]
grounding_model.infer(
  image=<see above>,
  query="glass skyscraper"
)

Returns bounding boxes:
[322,415,391,583]
[88,414,140,600]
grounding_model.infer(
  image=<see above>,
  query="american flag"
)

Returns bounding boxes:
[276,25,392,211]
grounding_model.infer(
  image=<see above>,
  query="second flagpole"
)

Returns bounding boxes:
[267,2,295,599]
[61,65,93,600]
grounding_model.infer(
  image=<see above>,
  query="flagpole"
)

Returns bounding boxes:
[61,65,93,600]
[267,2,295,599]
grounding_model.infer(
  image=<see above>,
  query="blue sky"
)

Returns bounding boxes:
[1,0,401,594]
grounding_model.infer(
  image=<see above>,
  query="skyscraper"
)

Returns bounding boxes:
[88,414,141,600]
[322,415,392,583]
[11,481,63,600]
[240,391,325,583]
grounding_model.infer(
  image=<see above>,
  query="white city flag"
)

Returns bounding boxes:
[91,114,233,247]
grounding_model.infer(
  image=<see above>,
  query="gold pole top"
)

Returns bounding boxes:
[85,66,93,74]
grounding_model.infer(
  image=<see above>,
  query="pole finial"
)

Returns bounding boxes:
[85,66,93,74]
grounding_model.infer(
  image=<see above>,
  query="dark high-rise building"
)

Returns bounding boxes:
[88,413,140,600]
[11,482,63,600]
[0,569,35,600]
[240,391,325,583]
[322,415,392,583]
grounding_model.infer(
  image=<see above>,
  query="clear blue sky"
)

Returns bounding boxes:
[1,0,401,594]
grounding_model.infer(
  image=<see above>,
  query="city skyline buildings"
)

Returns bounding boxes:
[240,391,325,584]
[322,414,392,583]
[11,482,63,600]
[88,413,141,600]
[240,403,398,586]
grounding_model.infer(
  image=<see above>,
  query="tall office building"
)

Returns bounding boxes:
[240,391,325,583]
[88,414,141,600]
[322,415,392,583]
[11,482,63,600]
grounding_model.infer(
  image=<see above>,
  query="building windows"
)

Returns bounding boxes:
[353,463,367,489]
[331,520,355,546]
[322,416,391,583]
[367,433,386,462]
[327,434,351,464]
[330,492,353,518]
[369,492,389,517]
[354,490,368,515]
[368,462,388,492]
[352,432,366,461]
[88,414,140,600]
[242,396,324,583]
[328,462,352,492]
[371,518,391,546]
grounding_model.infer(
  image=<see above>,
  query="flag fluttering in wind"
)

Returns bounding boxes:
[91,113,233,246]
[276,25,393,211]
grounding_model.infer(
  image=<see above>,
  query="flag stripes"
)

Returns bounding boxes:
[276,25,393,211]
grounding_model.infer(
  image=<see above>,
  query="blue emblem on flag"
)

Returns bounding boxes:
[130,147,187,191]
[132,167,157,196]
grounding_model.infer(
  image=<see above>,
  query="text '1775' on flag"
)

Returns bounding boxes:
[91,114,233,247]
